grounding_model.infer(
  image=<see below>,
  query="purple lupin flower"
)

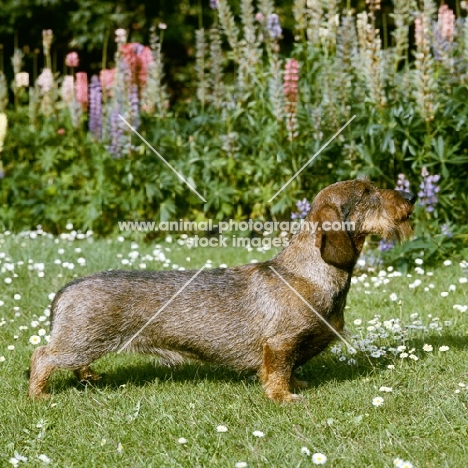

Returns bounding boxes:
[267,14,282,39]
[418,167,440,213]
[441,224,453,238]
[209,0,218,10]
[89,75,102,140]
[109,103,125,158]
[291,198,311,219]
[129,84,140,129]
[378,239,396,252]
[396,173,410,192]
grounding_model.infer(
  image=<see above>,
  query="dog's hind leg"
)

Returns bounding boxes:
[260,339,303,403]
[29,346,56,400]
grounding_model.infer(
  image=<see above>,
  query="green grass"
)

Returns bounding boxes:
[0,230,467,467]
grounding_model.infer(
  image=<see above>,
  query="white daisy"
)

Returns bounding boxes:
[312,453,327,465]
[372,396,384,407]
[29,335,41,345]
[38,454,51,464]
[216,425,228,433]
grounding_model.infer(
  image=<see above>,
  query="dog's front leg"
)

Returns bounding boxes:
[260,338,303,403]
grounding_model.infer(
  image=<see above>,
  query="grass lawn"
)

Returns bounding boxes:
[0,229,467,467]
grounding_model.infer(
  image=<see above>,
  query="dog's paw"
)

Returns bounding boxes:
[283,393,304,403]
[266,389,304,403]
[29,391,51,401]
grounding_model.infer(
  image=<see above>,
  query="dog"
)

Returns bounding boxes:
[28,178,415,402]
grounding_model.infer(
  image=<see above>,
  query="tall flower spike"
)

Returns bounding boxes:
[306,0,323,47]
[141,27,169,117]
[284,58,300,140]
[11,48,24,75]
[293,0,307,37]
[0,72,7,112]
[195,29,207,105]
[418,166,440,213]
[42,30,53,56]
[238,0,261,90]
[208,27,224,109]
[268,56,284,122]
[120,43,153,90]
[356,11,385,106]
[433,5,455,71]
[61,76,74,104]
[267,14,282,39]
[217,0,240,58]
[15,72,29,88]
[413,11,438,122]
[0,112,7,154]
[75,72,88,109]
[37,69,54,94]
[392,0,415,71]
[325,0,338,51]
[89,75,102,139]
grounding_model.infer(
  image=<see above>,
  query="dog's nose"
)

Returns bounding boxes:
[397,190,417,205]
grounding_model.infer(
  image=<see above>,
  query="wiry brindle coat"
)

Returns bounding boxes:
[29,179,415,402]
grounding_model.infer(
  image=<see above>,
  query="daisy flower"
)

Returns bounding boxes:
[29,335,41,345]
[439,346,450,352]
[252,431,264,437]
[38,454,51,464]
[372,396,384,407]
[301,447,311,455]
[178,437,187,444]
[216,425,228,433]
[235,463,248,468]
[117,442,124,453]
[312,453,327,465]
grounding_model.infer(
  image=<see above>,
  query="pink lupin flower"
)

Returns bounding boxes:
[283,58,300,141]
[437,5,455,42]
[120,43,153,88]
[100,69,115,90]
[65,52,79,68]
[283,59,299,102]
[75,72,88,107]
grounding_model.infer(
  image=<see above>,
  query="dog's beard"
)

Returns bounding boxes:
[381,220,413,242]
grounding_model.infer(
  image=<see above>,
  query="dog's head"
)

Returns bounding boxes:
[306,178,415,269]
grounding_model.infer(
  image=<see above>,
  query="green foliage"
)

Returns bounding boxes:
[0,1,467,261]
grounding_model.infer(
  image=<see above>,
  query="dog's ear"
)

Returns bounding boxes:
[314,204,355,269]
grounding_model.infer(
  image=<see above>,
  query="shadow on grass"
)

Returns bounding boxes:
[49,333,467,396]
